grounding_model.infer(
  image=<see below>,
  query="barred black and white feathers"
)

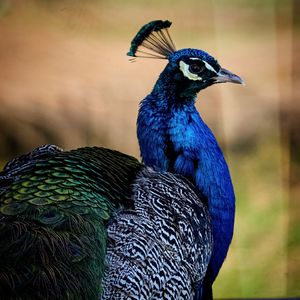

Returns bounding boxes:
[102,168,212,299]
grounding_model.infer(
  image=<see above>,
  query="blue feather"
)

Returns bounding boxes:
[137,46,238,297]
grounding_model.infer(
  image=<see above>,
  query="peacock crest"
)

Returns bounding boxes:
[127,20,176,61]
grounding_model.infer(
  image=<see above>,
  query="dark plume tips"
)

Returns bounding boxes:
[127,20,176,61]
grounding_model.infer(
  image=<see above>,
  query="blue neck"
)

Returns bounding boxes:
[137,67,235,286]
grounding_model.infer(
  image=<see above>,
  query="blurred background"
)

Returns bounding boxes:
[0,0,299,298]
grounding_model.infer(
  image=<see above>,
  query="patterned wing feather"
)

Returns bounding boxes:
[0,145,142,300]
[102,167,212,299]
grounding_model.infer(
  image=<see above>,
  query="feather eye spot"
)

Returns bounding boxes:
[1,202,28,215]
[39,209,64,225]
[28,197,52,206]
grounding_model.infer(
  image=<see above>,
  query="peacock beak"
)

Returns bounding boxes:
[214,68,244,85]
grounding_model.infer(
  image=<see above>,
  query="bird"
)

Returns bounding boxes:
[128,20,243,299]
[0,20,242,300]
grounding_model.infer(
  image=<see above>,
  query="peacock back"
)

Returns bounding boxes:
[0,145,142,300]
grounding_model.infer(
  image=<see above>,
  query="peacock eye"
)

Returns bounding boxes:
[189,64,205,74]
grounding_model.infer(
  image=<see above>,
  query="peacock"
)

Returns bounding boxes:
[0,20,242,300]
[130,20,243,299]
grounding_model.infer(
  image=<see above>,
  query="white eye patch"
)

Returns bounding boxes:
[189,57,218,74]
[179,61,202,81]
[179,58,218,81]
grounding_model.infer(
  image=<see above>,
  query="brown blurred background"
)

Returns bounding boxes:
[0,0,299,298]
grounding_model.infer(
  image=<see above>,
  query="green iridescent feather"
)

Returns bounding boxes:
[0,145,142,300]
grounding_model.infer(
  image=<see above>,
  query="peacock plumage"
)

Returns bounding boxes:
[130,20,243,298]
[0,144,212,300]
[102,168,212,299]
[0,20,243,300]
[0,145,141,299]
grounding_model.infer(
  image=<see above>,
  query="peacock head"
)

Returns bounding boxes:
[127,20,243,97]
